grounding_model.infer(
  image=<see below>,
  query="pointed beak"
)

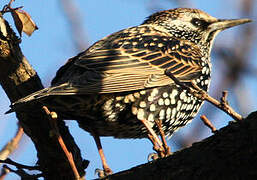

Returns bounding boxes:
[209,18,252,31]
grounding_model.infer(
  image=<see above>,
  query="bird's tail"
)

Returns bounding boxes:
[6,83,72,114]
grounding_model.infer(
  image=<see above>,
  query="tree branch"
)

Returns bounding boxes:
[0,13,87,179]
[102,111,257,180]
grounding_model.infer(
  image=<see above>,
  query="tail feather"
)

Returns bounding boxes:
[7,83,75,113]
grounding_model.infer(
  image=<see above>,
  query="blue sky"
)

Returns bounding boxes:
[0,0,256,179]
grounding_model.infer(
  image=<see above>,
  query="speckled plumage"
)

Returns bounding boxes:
[12,7,250,146]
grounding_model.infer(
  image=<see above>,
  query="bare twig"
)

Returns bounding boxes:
[3,165,42,180]
[200,115,217,133]
[0,167,9,180]
[42,106,81,180]
[0,125,23,161]
[7,0,15,7]
[0,158,39,170]
[165,70,243,121]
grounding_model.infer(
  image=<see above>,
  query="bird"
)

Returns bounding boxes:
[10,8,251,176]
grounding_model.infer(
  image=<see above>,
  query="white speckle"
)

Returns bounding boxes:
[127,94,135,102]
[151,88,159,97]
[176,111,181,118]
[200,76,204,80]
[206,68,210,74]
[174,90,178,96]
[187,97,191,103]
[196,79,201,83]
[179,91,186,100]
[158,43,164,48]
[170,98,176,105]
[171,108,176,119]
[163,92,168,98]
[140,90,146,95]
[116,96,123,101]
[159,109,165,120]
[124,96,129,103]
[103,99,113,111]
[137,108,145,120]
[109,114,116,120]
[132,106,138,115]
[132,41,138,46]
[183,96,188,102]
[150,104,156,111]
[148,113,154,122]
[105,110,113,116]
[186,104,192,111]
[170,89,178,99]
[205,79,209,85]
[166,107,171,115]
[115,103,121,108]
[158,98,164,105]
[133,92,140,98]
[181,104,186,110]
[148,96,154,102]
[164,99,170,106]
[177,100,182,110]
[139,101,146,108]
[173,119,180,126]
[202,66,207,74]
[201,81,205,87]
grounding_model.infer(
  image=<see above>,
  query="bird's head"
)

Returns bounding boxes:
[143,8,251,54]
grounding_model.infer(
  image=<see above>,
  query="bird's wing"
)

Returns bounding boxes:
[51,25,204,94]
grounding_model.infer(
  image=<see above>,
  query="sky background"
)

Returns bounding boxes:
[0,0,256,179]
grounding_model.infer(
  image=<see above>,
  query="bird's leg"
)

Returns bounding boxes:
[91,132,113,176]
[147,134,165,158]
[140,119,165,157]
[154,119,171,156]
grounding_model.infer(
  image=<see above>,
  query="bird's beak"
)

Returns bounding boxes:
[209,18,252,31]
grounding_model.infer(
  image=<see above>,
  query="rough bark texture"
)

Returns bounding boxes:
[101,111,257,180]
[0,14,87,179]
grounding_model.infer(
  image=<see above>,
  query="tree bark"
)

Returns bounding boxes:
[102,111,257,180]
[0,14,87,179]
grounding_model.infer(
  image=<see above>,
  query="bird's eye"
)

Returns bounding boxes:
[191,18,209,28]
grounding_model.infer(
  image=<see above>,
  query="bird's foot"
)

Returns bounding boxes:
[95,167,113,178]
[148,152,159,161]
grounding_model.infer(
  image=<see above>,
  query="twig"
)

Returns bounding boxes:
[3,165,42,180]
[0,167,9,180]
[7,0,15,7]
[0,125,24,161]
[191,84,243,121]
[0,158,40,170]
[200,115,217,133]
[42,106,81,180]
[165,70,243,121]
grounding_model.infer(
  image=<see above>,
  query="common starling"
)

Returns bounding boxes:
[11,8,251,175]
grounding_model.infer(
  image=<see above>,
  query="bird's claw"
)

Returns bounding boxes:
[95,168,113,178]
[147,152,159,161]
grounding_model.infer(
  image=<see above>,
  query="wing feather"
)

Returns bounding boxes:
[51,25,204,94]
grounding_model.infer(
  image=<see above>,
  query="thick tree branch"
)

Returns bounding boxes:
[102,111,257,180]
[0,13,87,179]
